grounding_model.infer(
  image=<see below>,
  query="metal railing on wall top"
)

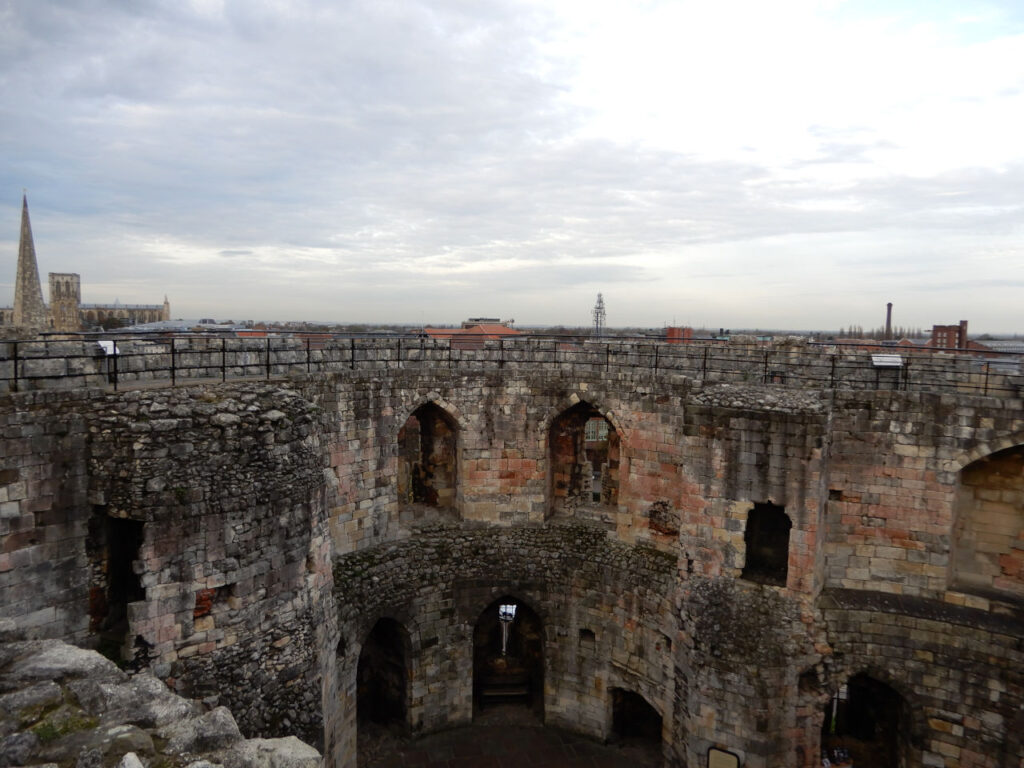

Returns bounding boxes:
[0,332,1020,398]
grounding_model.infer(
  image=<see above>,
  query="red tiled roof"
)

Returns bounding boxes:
[424,324,521,350]
[424,324,521,339]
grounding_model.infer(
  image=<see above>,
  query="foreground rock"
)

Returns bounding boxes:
[0,640,320,768]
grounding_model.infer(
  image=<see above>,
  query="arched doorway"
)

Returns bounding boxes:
[357,618,409,729]
[611,687,662,747]
[952,444,1024,600]
[549,402,619,517]
[473,597,544,719]
[821,673,910,767]
[397,403,459,518]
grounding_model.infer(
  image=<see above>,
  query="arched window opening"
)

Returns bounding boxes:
[473,597,544,719]
[741,502,791,586]
[357,618,409,729]
[549,402,619,516]
[952,445,1024,601]
[86,509,145,663]
[821,674,910,768]
[611,688,662,758]
[397,403,458,513]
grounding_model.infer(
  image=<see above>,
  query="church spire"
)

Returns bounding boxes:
[12,194,48,331]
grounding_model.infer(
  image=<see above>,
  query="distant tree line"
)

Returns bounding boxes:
[836,325,924,340]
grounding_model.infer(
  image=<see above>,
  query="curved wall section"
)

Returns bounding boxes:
[4,361,1024,768]
[0,383,335,748]
[331,523,677,765]
[314,369,1024,767]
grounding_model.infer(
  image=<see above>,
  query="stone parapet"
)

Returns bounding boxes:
[1,360,1022,767]
[0,335,1020,398]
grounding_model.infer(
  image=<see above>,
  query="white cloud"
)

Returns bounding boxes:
[0,0,1022,331]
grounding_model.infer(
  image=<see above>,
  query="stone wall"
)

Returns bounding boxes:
[0,389,93,639]
[314,368,1022,767]
[824,390,1024,604]
[2,336,1021,397]
[953,445,1024,600]
[3,360,1023,768]
[0,638,321,768]
[0,382,336,749]
[820,591,1023,768]
[332,523,677,767]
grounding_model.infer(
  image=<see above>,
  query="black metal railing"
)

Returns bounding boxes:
[0,332,1020,398]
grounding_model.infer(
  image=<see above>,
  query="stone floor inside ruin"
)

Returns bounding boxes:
[358,705,661,767]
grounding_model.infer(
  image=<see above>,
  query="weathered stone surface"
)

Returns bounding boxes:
[0,641,126,692]
[224,736,321,768]
[68,675,200,728]
[35,722,155,764]
[2,354,1023,768]
[0,681,63,722]
[117,752,145,768]
[163,707,243,755]
[0,641,320,768]
[0,730,39,767]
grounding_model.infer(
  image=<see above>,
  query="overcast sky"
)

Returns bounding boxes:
[1,0,1022,331]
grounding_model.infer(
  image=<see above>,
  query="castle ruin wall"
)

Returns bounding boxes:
[1,361,1022,767]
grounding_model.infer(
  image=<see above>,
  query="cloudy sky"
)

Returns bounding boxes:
[1,0,1022,331]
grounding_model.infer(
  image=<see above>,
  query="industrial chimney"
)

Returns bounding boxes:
[885,302,893,340]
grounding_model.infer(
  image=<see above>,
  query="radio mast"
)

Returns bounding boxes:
[592,293,606,337]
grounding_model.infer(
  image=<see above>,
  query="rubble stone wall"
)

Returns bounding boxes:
[0,389,93,640]
[2,364,1023,768]
[314,369,1022,768]
[0,382,336,750]
[332,523,677,767]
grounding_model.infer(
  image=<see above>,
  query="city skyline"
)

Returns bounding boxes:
[2,1,1023,332]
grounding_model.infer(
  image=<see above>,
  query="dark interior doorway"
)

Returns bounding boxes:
[357,618,409,728]
[741,502,791,586]
[473,597,544,718]
[611,688,662,743]
[821,674,910,767]
[87,511,145,662]
[397,403,458,511]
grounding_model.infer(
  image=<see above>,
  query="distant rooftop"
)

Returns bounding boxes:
[978,339,1024,354]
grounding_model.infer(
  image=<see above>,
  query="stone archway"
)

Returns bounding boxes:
[548,401,620,518]
[472,596,544,719]
[821,673,911,768]
[951,444,1024,601]
[397,402,459,520]
[611,687,662,746]
[357,618,410,729]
